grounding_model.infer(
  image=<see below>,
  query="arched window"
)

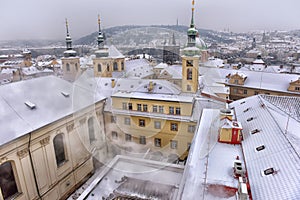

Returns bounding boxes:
[113,62,118,71]
[88,117,96,143]
[106,64,110,72]
[187,68,193,80]
[66,63,70,71]
[97,64,102,72]
[53,134,66,167]
[75,63,78,71]
[0,161,18,199]
[121,62,124,70]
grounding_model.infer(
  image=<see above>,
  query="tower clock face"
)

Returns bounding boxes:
[187,60,193,66]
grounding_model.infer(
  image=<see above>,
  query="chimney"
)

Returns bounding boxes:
[111,79,116,88]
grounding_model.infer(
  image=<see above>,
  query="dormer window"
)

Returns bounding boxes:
[25,101,36,109]
[240,101,245,104]
[243,108,250,113]
[234,79,238,84]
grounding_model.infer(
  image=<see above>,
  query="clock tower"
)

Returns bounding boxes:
[181,0,200,93]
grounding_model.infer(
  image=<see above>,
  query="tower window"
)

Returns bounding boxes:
[106,64,109,72]
[187,85,192,91]
[0,161,19,199]
[75,63,78,71]
[53,133,67,167]
[186,60,193,66]
[98,64,102,72]
[187,68,193,80]
[113,62,118,71]
[88,117,96,143]
[121,62,124,70]
[66,63,70,71]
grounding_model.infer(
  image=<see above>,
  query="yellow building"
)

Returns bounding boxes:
[218,118,242,144]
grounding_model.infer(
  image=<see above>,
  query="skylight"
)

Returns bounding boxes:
[240,101,246,104]
[247,117,254,122]
[25,101,36,109]
[61,91,70,97]
[251,129,260,134]
[243,108,250,113]
[256,145,265,151]
[263,168,275,176]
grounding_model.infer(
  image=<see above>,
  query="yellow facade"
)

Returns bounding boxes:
[93,57,125,77]
[106,96,197,158]
[182,56,199,93]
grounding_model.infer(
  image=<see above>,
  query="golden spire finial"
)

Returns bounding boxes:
[192,0,195,6]
[98,14,101,25]
[65,18,69,35]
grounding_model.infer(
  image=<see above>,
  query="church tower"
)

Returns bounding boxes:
[181,0,200,93]
[62,19,80,82]
[93,15,125,77]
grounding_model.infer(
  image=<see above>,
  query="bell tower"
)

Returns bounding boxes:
[62,19,80,82]
[181,0,200,93]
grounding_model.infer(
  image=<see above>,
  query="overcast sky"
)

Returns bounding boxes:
[1,0,300,40]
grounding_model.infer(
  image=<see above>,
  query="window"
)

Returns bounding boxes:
[139,119,145,127]
[137,104,142,111]
[175,107,181,115]
[186,60,193,66]
[243,90,248,95]
[111,116,116,123]
[256,145,265,151]
[140,136,146,145]
[66,63,70,71]
[234,79,238,84]
[170,140,178,149]
[263,168,275,176]
[169,106,174,115]
[75,63,78,71]
[97,63,101,72]
[187,68,193,80]
[233,88,238,94]
[112,131,118,139]
[143,104,148,112]
[125,134,132,141]
[122,102,127,110]
[124,117,131,125]
[153,105,158,113]
[187,85,191,91]
[121,62,124,70]
[88,117,96,143]
[53,134,66,167]
[128,103,133,110]
[265,93,270,95]
[154,138,161,147]
[113,62,118,71]
[171,123,178,131]
[254,91,259,95]
[159,106,164,113]
[154,121,161,129]
[188,125,195,133]
[296,87,300,91]
[106,64,109,72]
[0,162,19,199]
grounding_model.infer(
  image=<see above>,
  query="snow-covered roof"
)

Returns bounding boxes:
[0,76,106,147]
[230,95,300,200]
[203,57,225,68]
[220,68,300,93]
[112,91,194,103]
[159,65,182,79]
[178,109,244,199]
[220,118,242,129]
[108,45,125,59]
[78,155,184,200]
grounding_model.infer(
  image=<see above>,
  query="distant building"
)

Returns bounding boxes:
[162,33,180,65]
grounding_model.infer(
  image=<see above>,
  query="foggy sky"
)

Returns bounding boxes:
[1,0,300,40]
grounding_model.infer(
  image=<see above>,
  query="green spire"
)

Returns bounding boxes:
[97,15,105,49]
[65,18,72,50]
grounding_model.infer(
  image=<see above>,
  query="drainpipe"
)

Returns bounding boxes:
[28,132,42,199]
